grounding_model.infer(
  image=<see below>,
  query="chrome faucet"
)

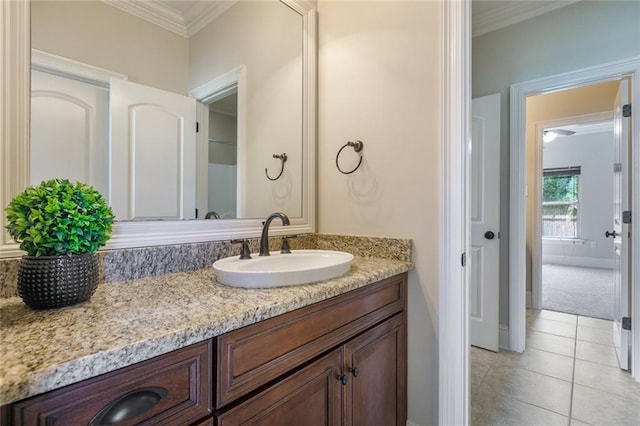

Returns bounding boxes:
[260,212,290,256]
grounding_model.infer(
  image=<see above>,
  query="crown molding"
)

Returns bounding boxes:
[102,0,239,38]
[184,1,238,37]
[473,0,581,37]
[104,0,187,37]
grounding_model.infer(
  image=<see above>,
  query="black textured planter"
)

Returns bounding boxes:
[18,252,99,309]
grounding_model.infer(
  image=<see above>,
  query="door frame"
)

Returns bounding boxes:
[439,0,471,425]
[509,57,640,380]
[531,111,614,310]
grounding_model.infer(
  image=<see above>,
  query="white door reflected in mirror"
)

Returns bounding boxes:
[110,79,196,221]
[29,0,305,222]
[31,70,109,198]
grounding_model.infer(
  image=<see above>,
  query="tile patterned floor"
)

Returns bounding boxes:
[471,309,640,425]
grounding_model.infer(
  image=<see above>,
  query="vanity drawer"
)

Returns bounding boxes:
[215,273,407,408]
[8,340,212,426]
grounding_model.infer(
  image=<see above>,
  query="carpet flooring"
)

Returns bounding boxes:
[541,264,614,320]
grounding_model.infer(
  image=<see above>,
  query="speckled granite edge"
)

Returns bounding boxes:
[0,233,410,298]
[0,257,410,404]
[316,234,413,263]
[0,258,19,298]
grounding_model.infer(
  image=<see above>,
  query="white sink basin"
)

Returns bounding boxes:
[213,250,354,288]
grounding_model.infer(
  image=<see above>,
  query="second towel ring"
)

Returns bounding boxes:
[265,153,287,181]
[336,140,364,174]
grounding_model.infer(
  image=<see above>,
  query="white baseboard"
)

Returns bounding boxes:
[499,324,510,350]
[542,255,614,269]
[407,420,421,426]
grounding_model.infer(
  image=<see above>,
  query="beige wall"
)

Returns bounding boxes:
[31,1,188,95]
[30,1,444,422]
[189,1,303,218]
[525,81,620,290]
[317,1,441,424]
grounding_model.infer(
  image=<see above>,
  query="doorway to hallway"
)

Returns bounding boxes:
[536,114,617,322]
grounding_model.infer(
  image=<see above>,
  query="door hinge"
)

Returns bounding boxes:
[623,104,631,118]
[622,317,631,331]
[623,210,632,224]
[461,252,466,267]
[196,121,200,133]
[195,208,198,219]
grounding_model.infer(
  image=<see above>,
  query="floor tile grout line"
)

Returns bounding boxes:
[510,364,573,384]
[571,380,640,402]
[506,395,571,420]
[522,344,575,359]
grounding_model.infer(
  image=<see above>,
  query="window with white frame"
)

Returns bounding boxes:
[542,166,581,238]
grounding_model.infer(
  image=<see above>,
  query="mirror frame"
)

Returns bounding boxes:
[0,0,316,259]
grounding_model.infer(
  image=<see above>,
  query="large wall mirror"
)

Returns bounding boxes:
[0,0,316,257]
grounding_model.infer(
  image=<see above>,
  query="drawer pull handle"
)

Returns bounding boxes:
[89,387,167,425]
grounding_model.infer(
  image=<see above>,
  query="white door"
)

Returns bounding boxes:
[110,79,197,221]
[612,78,631,370]
[31,70,109,196]
[470,93,501,351]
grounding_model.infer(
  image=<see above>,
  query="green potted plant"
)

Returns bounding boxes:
[5,178,115,309]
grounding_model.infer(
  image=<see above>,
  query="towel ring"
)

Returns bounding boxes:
[336,140,364,174]
[265,153,287,181]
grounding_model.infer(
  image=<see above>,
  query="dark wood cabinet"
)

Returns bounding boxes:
[2,273,407,426]
[216,348,344,425]
[344,313,407,426]
[216,313,407,426]
[214,274,408,425]
[215,274,406,409]
[5,340,212,426]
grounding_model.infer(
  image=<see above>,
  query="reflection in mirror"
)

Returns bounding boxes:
[206,89,238,219]
[30,0,304,222]
[0,0,315,256]
[30,69,110,198]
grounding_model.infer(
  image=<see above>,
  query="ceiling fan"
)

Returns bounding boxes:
[543,128,576,143]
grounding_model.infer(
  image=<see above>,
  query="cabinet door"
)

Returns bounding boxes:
[344,313,407,426]
[216,274,406,408]
[216,348,343,426]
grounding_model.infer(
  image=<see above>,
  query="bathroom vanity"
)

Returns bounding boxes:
[0,257,409,425]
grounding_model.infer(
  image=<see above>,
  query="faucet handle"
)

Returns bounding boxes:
[230,239,252,260]
[280,235,297,254]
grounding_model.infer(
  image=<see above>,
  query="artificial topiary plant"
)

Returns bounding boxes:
[5,178,115,257]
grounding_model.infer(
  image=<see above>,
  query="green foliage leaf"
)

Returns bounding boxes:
[542,175,579,203]
[5,179,115,256]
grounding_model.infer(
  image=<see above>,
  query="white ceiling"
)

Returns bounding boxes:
[105,0,582,39]
[550,120,614,137]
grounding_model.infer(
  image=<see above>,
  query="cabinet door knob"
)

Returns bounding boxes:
[349,367,359,377]
[338,374,348,385]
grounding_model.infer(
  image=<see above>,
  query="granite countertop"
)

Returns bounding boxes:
[0,256,411,405]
